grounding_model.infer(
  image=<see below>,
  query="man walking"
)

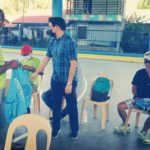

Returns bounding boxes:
[31,17,79,139]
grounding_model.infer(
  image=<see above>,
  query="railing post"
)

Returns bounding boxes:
[87,0,92,14]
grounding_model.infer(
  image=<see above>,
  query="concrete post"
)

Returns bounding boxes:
[52,0,62,17]
[87,0,92,14]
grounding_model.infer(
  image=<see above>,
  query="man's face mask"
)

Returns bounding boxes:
[22,54,32,60]
[0,16,4,33]
[47,29,56,38]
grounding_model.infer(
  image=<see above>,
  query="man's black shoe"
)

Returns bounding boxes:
[69,132,78,140]
[52,129,61,138]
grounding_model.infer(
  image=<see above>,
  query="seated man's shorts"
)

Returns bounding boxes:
[124,98,134,108]
[124,98,150,110]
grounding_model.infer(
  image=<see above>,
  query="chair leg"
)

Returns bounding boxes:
[80,100,86,124]
[37,93,40,113]
[32,93,40,114]
[106,103,109,121]
[101,104,106,130]
[124,108,132,135]
[135,112,140,128]
[93,104,97,119]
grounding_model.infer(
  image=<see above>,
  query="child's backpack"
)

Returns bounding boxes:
[91,77,111,102]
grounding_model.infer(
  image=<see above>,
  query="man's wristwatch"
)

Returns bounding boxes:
[67,82,72,86]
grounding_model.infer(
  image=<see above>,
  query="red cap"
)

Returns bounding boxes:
[21,45,32,55]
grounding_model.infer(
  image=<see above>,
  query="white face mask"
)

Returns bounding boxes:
[22,54,32,60]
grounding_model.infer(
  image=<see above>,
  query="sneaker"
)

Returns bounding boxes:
[69,132,78,140]
[114,124,131,133]
[137,131,147,140]
[52,129,61,138]
[143,138,150,145]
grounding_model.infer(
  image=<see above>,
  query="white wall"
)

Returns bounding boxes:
[125,0,150,22]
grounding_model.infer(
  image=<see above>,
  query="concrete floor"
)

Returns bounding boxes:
[2,53,150,150]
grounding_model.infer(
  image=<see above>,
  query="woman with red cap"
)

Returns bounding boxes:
[20,44,41,113]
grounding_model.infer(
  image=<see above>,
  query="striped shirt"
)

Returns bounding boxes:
[46,33,78,83]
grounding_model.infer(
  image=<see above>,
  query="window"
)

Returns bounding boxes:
[77,25,87,39]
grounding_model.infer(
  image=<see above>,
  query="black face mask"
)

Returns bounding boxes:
[47,29,55,38]
[0,10,4,36]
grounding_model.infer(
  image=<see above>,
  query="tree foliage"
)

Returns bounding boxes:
[3,0,49,15]
[138,0,150,9]
[121,14,149,54]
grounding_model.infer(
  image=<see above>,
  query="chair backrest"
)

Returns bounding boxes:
[90,75,113,101]
[4,114,52,150]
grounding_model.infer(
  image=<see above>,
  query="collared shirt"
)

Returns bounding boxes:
[46,33,78,83]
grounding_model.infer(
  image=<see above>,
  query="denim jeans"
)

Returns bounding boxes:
[41,89,53,109]
[0,88,8,146]
[42,89,68,119]
[51,79,79,134]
